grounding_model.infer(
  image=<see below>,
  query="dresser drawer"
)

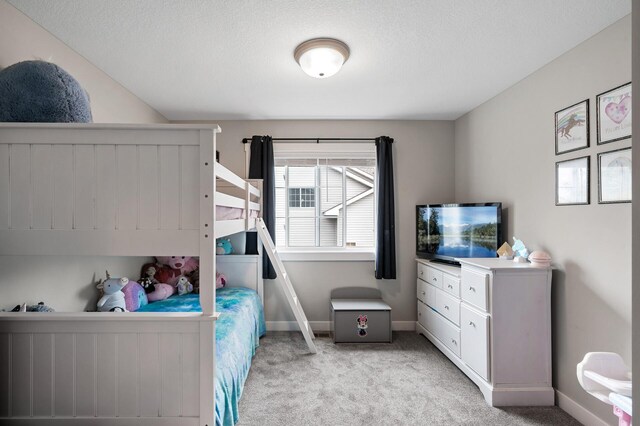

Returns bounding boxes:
[416,279,427,304]
[434,312,461,357]
[461,268,489,311]
[417,262,429,283]
[426,267,443,289]
[443,274,460,298]
[461,304,490,381]
[417,300,429,330]
[435,289,460,326]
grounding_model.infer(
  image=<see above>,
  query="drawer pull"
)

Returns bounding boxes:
[418,312,422,316]
[451,339,457,345]
[469,286,476,292]
[444,305,450,310]
[420,271,424,276]
[469,321,476,327]
[447,284,453,289]
[421,291,426,295]
[433,277,438,282]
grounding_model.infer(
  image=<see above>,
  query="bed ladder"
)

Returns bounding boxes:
[255,218,317,354]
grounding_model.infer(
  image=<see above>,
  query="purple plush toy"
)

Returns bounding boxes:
[122,280,148,312]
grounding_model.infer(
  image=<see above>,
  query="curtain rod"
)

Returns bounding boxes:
[241,137,388,144]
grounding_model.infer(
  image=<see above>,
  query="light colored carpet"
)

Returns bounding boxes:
[238,332,580,425]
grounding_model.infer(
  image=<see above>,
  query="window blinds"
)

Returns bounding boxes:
[273,142,376,167]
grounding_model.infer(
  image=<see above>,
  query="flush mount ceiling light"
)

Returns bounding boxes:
[294,38,350,79]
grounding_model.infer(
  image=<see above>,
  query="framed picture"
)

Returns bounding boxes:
[556,156,590,206]
[598,147,632,204]
[555,99,589,154]
[597,82,632,144]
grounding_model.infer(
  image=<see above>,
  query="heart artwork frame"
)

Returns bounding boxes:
[597,82,632,145]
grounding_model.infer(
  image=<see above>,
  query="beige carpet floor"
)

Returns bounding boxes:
[237,331,581,425]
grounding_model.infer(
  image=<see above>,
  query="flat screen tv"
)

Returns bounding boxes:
[416,203,502,264]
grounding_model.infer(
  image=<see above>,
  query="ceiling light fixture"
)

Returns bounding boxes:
[294,38,350,79]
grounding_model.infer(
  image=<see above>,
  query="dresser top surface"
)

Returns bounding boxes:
[456,257,550,271]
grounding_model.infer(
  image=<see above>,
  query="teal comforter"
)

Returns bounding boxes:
[137,287,266,426]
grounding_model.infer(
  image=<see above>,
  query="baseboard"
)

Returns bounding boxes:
[267,321,331,331]
[556,390,609,426]
[266,321,416,332]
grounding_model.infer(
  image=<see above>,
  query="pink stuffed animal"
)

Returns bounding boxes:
[155,256,199,286]
[147,283,175,302]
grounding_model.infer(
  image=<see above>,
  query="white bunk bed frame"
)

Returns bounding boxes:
[0,123,262,426]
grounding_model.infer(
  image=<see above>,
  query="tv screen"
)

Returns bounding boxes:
[416,203,502,263]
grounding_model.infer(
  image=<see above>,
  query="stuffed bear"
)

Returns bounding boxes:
[155,257,199,284]
[0,60,92,123]
[216,238,233,255]
[96,271,127,312]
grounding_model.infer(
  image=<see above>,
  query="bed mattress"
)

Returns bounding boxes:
[216,205,259,221]
[137,287,266,426]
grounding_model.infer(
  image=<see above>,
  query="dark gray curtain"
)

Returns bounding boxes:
[375,136,396,279]
[248,135,277,279]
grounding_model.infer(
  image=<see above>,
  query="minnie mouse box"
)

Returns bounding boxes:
[330,299,392,343]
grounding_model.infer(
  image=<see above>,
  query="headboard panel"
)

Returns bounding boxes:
[0,124,219,256]
[216,254,264,304]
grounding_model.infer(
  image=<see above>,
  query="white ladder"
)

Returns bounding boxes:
[255,218,317,354]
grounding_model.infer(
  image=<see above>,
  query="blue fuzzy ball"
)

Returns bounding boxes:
[0,60,92,123]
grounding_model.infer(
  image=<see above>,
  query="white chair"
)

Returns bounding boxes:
[577,352,632,426]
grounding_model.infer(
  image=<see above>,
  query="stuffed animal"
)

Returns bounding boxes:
[0,60,92,123]
[155,257,199,284]
[96,271,128,312]
[216,238,233,255]
[138,276,155,294]
[188,269,200,294]
[176,276,193,296]
[11,302,55,312]
[122,280,148,312]
[216,272,226,289]
[147,283,175,303]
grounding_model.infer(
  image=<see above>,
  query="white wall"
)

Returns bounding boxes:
[454,16,631,425]
[179,120,455,326]
[0,1,167,311]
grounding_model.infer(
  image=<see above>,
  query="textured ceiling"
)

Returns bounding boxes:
[8,0,631,120]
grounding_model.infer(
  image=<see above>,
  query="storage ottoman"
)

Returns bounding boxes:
[330,298,392,343]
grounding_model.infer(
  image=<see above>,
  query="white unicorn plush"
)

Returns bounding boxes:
[96,271,128,312]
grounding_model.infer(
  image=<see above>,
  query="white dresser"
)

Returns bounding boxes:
[416,258,553,406]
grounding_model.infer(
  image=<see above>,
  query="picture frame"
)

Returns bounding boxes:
[598,147,632,204]
[555,156,590,206]
[597,82,632,145]
[555,99,589,155]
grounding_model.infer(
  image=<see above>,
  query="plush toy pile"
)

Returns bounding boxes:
[140,256,200,302]
[91,256,231,312]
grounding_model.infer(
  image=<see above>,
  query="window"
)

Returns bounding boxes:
[273,143,376,251]
[288,188,316,208]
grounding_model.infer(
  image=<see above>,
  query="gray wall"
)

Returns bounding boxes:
[632,1,639,420]
[0,1,166,311]
[194,120,455,325]
[454,16,631,424]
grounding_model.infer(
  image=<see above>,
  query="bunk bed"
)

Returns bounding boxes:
[0,123,263,426]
